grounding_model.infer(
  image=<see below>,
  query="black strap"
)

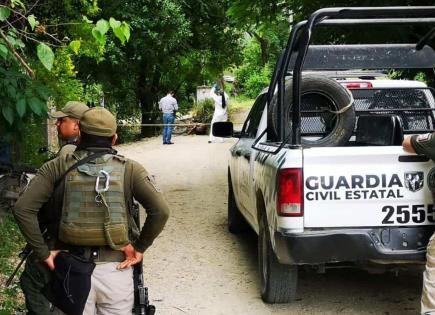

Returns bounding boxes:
[221,93,226,109]
[54,149,115,187]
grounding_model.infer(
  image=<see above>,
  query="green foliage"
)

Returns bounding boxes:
[87,0,241,136]
[191,98,215,123]
[230,94,255,111]
[35,48,85,108]
[244,65,271,98]
[37,43,55,71]
[234,39,272,98]
[0,7,11,21]
[0,0,131,140]
[117,125,141,144]
[0,215,26,314]
[414,72,427,83]
[0,65,48,131]
[15,119,48,167]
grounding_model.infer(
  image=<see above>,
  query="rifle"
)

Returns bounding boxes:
[5,228,48,287]
[5,244,32,287]
[132,202,156,315]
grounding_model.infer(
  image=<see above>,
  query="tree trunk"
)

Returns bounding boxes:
[137,66,162,138]
[139,90,158,137]
[252,32,269,66]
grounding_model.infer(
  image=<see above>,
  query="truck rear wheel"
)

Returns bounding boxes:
[228,172,249,233]
[270,74,355,146]
[258,213,298,303]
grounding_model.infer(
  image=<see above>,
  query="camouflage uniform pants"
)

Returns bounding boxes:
[20,255,65,315]
[422,233,435,314]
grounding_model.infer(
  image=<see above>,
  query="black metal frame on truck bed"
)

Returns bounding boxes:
[255,7,435,154]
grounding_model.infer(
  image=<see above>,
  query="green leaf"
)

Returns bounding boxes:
[27,15,37,31]
[109,17,121,30]
[95,19,109,35]
[37,43,54,71]
[69,40,81,54]
[7,85,16,98]
[14,38,25,49]
[0,7,11,21]
[6,36,16,47]
[16,98,26,117]
[36,87,49,100]
[0,44,8,59]
[112,26,126,44]
[82,15,93,24]
[120,22,130,42]
[28,97,44,116]
[91,28,105,45]
[11,0,25,9]
[2,106,14,125]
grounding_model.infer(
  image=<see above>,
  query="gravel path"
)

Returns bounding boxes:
[117,135,422,315]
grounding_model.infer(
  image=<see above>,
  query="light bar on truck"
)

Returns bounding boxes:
[277,168,303,217]
[340,81,373,89]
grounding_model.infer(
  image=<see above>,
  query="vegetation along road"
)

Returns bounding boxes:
[117,135,422,315]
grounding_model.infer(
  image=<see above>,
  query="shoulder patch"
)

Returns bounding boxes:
[417,133,432,143]
[146,175,161,193]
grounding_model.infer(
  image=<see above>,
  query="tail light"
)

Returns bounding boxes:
[277,168,303,217]
[340,81,373,89]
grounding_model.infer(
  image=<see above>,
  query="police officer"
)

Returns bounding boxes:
[403,134,435,314]
[49,101,90,156]
[14,107,170,315]
[19,101,88,315]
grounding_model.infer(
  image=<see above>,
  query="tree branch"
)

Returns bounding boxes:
[0,29,34,79]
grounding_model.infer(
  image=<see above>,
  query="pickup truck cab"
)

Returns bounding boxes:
[215,7,435,303]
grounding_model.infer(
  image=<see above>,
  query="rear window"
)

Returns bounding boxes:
[352,88,435,132]
[300,87,435,138]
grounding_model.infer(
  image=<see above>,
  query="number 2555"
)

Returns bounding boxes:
[382,204,435,224]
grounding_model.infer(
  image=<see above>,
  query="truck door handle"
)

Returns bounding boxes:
[399,155,429,162]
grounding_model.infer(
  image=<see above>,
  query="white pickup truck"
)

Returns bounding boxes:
[213,7,435,304]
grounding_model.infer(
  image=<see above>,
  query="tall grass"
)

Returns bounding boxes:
[0,215,25,314]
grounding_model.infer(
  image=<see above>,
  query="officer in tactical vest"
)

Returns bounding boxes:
[14,107,170,315]
[403,134,435,314]
[19,101,88,315]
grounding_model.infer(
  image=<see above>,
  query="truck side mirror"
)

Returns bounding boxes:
[212,122,234,138]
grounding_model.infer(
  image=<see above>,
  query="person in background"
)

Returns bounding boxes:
[158,91,178,145]
[403,133,435,315]
[208,83,229,143]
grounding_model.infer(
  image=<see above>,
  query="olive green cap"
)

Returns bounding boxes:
[80,107,117,137]
[49,101,89,120]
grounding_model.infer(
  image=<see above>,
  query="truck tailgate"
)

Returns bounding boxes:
[303,146,435,228]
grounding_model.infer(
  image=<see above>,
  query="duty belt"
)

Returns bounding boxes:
[69,246,125,263]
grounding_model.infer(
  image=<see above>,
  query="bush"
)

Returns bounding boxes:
[116,116,142,144]
[0,215,25,314]
[244,66,271,98]
[191,98,215,123]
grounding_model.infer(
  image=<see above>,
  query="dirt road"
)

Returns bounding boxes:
[117,135,422,315]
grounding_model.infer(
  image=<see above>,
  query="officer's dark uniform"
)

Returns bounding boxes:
[14,107,169,315]
[19,101,88,315]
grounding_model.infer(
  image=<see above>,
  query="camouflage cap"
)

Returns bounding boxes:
[80,107,117,137]
[49,101,89,120]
